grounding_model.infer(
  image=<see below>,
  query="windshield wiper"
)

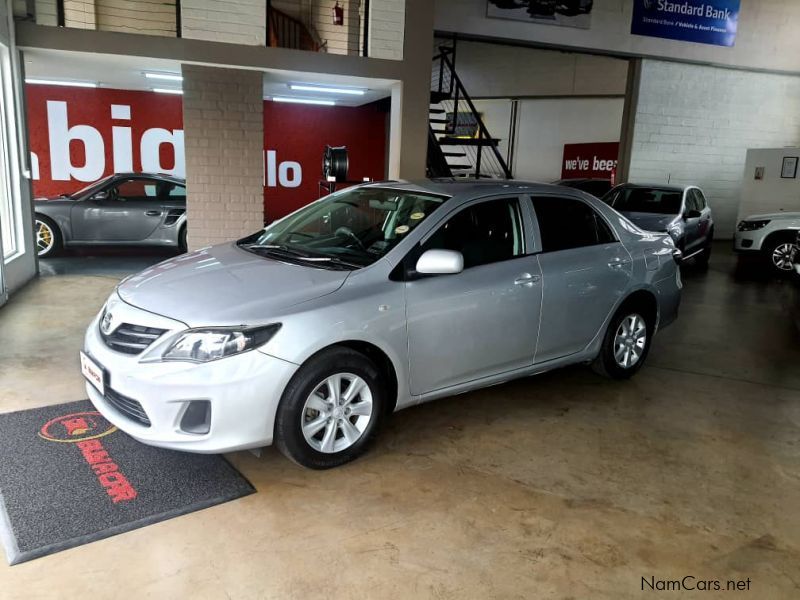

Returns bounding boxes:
[240,243,360,269]
[240,243,312,257]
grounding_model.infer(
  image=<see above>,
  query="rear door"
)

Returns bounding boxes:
[405,196,543,395]
[71,177,165,241]
[531,195,632,363]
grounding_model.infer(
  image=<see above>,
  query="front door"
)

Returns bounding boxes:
[405,196,542,395]
[531,195,632,363]
[71,177,165,242]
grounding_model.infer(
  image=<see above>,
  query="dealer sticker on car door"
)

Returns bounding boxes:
[80,351,105,395]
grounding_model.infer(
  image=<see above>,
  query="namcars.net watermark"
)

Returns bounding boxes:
[642,576,752,592]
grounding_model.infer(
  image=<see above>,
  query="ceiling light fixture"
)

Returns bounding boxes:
[272,96,336,106]
[288,84,365,95]
[145,72,183,82]
[25,78,97,88]
[152,88,183,95]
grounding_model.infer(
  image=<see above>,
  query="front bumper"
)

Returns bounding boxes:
[733,232,763,253]
[83,307,298,453]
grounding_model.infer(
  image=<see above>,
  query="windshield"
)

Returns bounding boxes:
[239,186,447,268]
[70,175,115,198]
[603,187,683,215]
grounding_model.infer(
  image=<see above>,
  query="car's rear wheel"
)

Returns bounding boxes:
[35,215,62,258]
[764,236,797,274]
[274,347,385,469]
[592,307,654,379]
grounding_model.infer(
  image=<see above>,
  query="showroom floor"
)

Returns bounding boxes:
[0,243,798,598]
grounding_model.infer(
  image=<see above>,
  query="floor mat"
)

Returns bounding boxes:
[0,400,255,565]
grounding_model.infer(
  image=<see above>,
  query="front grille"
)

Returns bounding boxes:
[105,387,151,427]
[101,323,167,355]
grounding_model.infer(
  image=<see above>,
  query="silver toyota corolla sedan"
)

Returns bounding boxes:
[82,180,682,469]
[34,172,187,258]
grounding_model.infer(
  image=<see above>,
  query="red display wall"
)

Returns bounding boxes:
[25,85,387,221]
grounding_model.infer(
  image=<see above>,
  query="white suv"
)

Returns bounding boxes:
[734,212,800,273]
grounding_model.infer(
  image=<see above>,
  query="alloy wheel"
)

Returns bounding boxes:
[771,243,797,271]
[301,373,373,454]
[35,220,54,256]
[613,313,647,369]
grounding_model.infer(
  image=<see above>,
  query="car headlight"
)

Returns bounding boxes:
[161,324,281,362]
[737,220,770,232]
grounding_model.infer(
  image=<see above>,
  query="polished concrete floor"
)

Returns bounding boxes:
[0,243,798,599]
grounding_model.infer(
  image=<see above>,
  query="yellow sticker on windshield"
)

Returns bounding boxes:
[410,212,425,220]
[395,225,410,235]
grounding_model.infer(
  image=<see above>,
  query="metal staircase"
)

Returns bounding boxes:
[427,45,512,180]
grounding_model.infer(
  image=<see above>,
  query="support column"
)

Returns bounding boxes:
[387,0,434,180]
[181,65,264,250]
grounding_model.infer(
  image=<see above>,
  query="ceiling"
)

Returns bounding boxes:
[22,48,395,107]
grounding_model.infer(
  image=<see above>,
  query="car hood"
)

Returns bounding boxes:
[116,243,350,327]
[741,211,800,221]
[618,211,678,232]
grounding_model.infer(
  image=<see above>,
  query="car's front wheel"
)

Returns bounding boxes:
[274,347,385,469]
[178,225,188,253]
[35,215,62,258]
[592,307,654,379]
[764,235,797,275]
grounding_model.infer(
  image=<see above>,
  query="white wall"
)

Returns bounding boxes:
[513,97,624,182]
[448,40,629,98]
[369,0,405,60]
[461,97,623,181]
[181,0,266,45]
[434,0,800,74]
[739,148,800,219]
[627,60,800,238]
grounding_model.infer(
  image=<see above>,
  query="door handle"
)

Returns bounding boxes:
[514,273,541,286]
[608,258,631,269]
[145,210,162,217]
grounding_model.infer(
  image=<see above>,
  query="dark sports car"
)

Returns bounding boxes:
[34,172,187,258]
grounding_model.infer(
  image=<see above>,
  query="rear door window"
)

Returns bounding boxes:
[531,197,616,253]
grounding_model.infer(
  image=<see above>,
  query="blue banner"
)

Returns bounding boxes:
[631,0,740,47]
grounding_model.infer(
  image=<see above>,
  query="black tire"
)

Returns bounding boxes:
[274,347,386,469]
[34,214,62,258]
[763,234,797,275]
[178,225,188,253]
[591,304,655,380]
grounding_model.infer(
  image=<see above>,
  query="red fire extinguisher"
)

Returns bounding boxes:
[610,165,617,187]
[332,1,344,26]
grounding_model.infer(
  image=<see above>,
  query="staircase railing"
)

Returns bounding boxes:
[431,46,512,179]
[267,6,321,52]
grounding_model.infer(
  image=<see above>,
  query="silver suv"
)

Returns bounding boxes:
[82,181,682,469]
[734,212,800,274]
[603,184,714,265]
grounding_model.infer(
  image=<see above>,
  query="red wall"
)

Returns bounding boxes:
[263,101,386,220]
[25,85,387,221]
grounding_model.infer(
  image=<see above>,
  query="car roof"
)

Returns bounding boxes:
[360,178,578,199]
[615,182,690,192]
[112,172,186,184]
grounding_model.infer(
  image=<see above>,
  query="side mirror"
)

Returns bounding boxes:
[92,190,109,201]
[684,209,701,219]
[415,249,464,275]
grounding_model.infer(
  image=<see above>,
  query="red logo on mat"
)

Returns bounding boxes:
[40,411,137,504]
[39,411,117,443]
